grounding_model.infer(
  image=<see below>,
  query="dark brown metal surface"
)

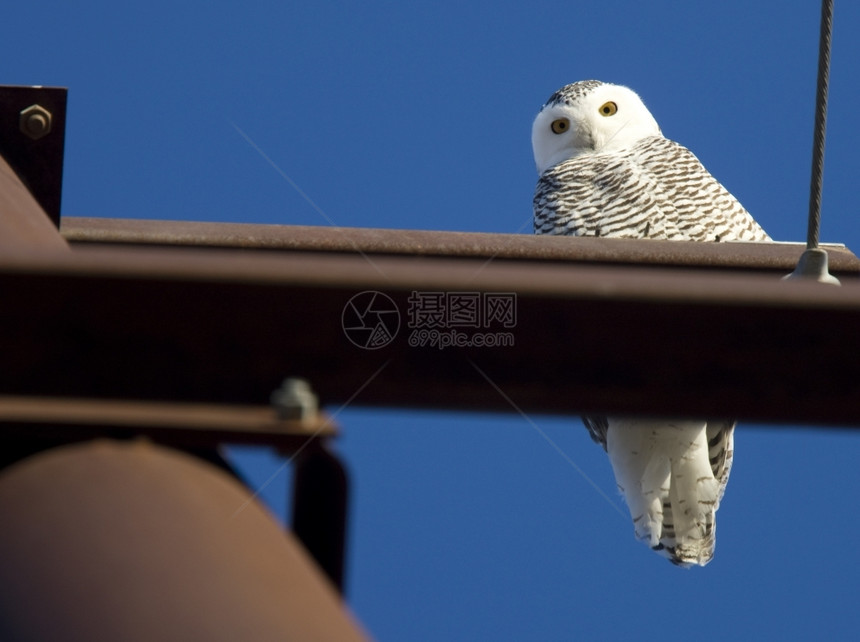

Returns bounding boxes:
[61,216,860,275]
[0,154,68,251]
[1,242,859,425]
[293,442,349,591]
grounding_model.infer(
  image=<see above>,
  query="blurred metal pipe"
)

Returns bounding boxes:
[0,440,368,641]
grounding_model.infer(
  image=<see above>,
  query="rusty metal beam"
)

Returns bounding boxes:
[1,240,859,425]
[61,216,860,275]
[0,395,336,449]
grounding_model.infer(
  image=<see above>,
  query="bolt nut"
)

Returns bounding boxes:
[19,104,53,140]
[271,377,319,421]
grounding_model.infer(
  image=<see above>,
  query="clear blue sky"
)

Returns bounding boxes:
[7,1,860,639]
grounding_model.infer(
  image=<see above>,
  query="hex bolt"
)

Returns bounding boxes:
[271,377,319,421]
[19,104,53,140]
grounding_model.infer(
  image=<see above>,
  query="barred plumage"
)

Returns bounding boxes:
[534,135,770,243]
[533,80,771,567]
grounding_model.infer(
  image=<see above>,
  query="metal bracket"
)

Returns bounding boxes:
[0,85,67,226]
[292,440,349,593]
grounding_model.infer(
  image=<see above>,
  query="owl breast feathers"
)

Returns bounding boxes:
[532,80,772,566]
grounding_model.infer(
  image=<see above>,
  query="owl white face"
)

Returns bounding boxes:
[531,81,662,174]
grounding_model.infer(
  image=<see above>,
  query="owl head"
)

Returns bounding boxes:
[531,80,662,174]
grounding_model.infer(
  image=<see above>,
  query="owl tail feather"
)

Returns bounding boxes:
[606,419,720,567]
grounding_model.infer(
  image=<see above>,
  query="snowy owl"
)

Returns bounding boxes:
[531,80,771,566]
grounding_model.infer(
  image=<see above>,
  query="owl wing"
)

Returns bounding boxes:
[533,135,770,242]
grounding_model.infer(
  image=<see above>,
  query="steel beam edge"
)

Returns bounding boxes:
[60,216,860,275]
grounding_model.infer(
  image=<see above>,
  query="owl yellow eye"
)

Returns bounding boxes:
[599,101,618,116]
[550,118,570,134]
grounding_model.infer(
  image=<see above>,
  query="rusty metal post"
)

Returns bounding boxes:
[0,87,68,251]
[0,85,67,227]
[291,440,349,593]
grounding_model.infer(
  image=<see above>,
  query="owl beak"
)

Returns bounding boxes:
[577,127,595,151]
